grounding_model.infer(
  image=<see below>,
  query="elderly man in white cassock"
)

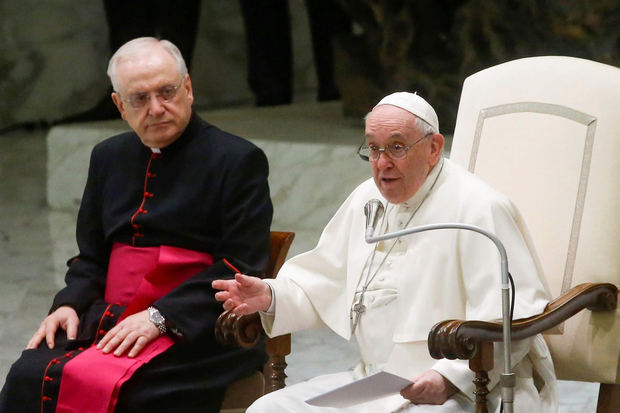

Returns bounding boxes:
[212,92,557,412]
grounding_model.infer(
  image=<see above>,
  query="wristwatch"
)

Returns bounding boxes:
[147,306,166,335]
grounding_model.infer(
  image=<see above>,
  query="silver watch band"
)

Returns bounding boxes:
[148,306,166,335]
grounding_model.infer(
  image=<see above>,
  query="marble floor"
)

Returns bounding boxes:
[0,103,600,411]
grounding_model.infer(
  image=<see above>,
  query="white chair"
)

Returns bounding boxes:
[428,56,620,412]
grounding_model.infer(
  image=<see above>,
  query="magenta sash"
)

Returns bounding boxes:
[55,243,213,413]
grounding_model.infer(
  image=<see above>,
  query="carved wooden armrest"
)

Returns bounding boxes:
[215,309,291,392]
[428,282,618,361]
[215,310,263,348]
[427,282,617,413]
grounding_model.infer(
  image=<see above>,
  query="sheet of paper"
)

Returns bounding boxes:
[305,371,413,408]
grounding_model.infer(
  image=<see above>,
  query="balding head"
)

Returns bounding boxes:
[107,37,188,93]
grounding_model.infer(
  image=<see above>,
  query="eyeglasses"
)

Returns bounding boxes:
[357,133,433,162]
[122,78,184,109]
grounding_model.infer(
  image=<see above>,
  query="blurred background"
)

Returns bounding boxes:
[1,0,618,132]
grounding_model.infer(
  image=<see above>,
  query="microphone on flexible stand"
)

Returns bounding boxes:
[362,200,516,413]
[364,199,384,239]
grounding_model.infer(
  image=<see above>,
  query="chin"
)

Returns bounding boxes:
[379,192,403,204]
[144,132,176,147]
[387,197,406,204]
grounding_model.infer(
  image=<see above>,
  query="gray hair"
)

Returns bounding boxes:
[107,37,188,93]
[363,111,439,135]
[413,116,438,135]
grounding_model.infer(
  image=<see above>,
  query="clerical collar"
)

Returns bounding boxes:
[150,147,161,153]
[401,156,445,208]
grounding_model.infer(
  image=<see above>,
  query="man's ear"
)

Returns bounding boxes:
[429,133,445,163]
[111,92,126,120]
[183,74,194,105]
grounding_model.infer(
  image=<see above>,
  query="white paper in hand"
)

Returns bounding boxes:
[305,371,413,408]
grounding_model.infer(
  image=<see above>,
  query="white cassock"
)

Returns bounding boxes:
[250,158,558,413]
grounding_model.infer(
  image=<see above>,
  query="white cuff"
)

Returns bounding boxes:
[260,280,276,315]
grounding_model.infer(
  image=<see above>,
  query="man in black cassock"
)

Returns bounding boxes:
[0,37,273,413]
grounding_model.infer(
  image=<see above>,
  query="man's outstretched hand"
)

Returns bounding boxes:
[212,273,272,315]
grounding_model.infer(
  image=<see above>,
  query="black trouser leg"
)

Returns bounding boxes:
[239,0,293,106]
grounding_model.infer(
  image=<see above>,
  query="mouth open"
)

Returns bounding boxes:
[381,177,399,183]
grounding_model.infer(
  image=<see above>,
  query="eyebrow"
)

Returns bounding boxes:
[131,84,174,93]
[127,79,180,94]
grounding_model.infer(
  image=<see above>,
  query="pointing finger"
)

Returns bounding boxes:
[211,279,228,290]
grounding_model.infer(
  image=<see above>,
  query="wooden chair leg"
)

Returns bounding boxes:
[469,341,494,413]
[597,383,620,413]
[264,333,291,393]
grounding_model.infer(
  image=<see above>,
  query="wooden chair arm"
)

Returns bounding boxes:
[427,282,617,413]
[215,309,291,393]
[428,282,618,361]
[215,231,295,349]
[215,310,263,349]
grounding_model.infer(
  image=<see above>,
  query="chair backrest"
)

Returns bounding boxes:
[267,231,296,279]
[449,56,620,384]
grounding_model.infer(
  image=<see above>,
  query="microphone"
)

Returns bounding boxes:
[364,199,385,240]
[363,208,516,413]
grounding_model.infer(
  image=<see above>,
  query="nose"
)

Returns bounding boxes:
[374,151,393,169]
[147,94,166,116]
